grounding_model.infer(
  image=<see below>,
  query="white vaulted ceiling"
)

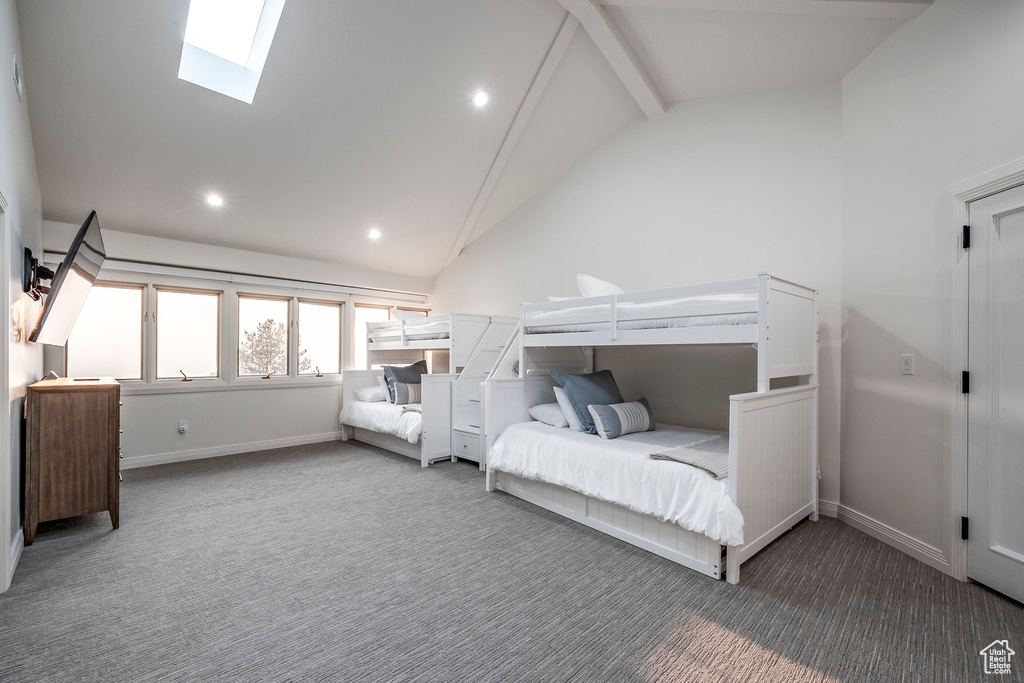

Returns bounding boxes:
[16,0,929,279]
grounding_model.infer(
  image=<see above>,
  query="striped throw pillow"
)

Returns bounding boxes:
[393,381,422,405]
[588,397,655,439]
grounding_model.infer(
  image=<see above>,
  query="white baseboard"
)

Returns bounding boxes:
[817,499,839,518]
[5,529,24,592]
[837,504,950,575]
[120,431,345,469]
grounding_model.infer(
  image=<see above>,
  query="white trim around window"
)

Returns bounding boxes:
[62,268,427,396]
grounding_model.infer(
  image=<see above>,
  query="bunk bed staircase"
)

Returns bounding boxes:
[450,319,516,468]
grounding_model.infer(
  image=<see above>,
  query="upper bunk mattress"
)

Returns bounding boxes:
[524,292,757,335]
[340,400,422,444]
[368,321,450,343]
[489,421,743,546]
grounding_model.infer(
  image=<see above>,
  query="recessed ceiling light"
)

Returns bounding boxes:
[368,227,382,240]
[206,194,224,207]
[472,90,489,108]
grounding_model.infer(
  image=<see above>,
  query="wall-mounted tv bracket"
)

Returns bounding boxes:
[22,248,55,302]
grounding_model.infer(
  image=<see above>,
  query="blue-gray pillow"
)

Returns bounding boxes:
[383,360,427,402]
[588,397,655,439]
[549,369,623,435]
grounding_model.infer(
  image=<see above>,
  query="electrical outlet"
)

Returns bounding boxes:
[177,420,188,434]
[902,354,915,375]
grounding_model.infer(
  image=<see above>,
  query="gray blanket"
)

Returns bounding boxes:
[649,435,730,479]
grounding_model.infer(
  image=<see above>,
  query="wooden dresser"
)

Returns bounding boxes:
[24,377,120,545]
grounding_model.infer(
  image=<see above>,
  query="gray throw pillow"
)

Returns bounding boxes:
[549,369,623,435]
[382,360,427,402]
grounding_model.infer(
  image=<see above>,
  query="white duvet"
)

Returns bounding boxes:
[339,400,422,444]
[368,320,450,343]
[489,422,744,546]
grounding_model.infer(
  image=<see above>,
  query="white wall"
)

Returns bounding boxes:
[433,81,844,505]
[1,0,44,590]
[840,0,1024,570]
[119,386,343,469]
[42,222,433,295]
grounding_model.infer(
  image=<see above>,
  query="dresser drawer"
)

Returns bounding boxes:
[453,431,480,461]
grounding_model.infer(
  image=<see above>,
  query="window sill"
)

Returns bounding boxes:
[120,375,344,396]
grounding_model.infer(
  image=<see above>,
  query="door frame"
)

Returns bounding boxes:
[0,190,10,591]
[948,158,1024,582]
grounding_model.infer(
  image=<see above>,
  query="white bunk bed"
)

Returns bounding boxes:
[483,273,818,585]
[342,313,516,467]
[367,313,514,372]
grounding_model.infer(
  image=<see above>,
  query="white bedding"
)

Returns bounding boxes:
[368,321,450,343]
[525,292,757,334]
[339,400,422,444]
[489,422,744,546]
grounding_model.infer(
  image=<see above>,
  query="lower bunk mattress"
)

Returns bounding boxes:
[489,422,743,546]
[339,400,422,444]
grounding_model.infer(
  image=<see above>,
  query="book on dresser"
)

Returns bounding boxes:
[24,377,121,545]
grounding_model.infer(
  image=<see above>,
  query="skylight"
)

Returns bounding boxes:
[178,0,287,104]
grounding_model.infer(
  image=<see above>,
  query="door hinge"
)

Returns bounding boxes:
[962,225,971,249]
[962,370,970,394]
[961,516,969,540]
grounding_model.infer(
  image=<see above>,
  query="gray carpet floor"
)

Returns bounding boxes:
[0,440,1020,683]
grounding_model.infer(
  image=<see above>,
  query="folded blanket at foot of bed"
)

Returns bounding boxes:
[649,435,730,480]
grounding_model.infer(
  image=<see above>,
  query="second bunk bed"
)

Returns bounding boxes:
[340,312,515,467]
[482,273,818,585]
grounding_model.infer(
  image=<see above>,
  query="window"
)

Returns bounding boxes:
[238,296,290,376]
[66,285,143,380]
[156,289,219,379]
[298,301,341,375]
[353,304,389,370]
[178,0,287,104]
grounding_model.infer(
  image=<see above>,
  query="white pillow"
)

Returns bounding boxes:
[577,273,624,298]
[377,375,393,403]
[554,386,584,432]
[355,385,385,402]
[528,402,569,429]
[390,307,426,321]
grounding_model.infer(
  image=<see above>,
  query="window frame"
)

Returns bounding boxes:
[64,281,146,383]
[236,293,293,380]
[154,285,223,382]
[297,298,343,376]
[56,266,424,396]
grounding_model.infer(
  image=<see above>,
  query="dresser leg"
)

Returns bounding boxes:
[109,508,119,530]
[24,523,36,546]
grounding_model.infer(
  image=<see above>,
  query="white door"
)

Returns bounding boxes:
[968,183,1024,603]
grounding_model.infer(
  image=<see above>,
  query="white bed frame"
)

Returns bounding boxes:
[340,370,454,467]
[367,313,515,371]
[485,273,818,584]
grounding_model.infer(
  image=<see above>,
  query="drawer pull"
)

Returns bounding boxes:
[119,429,124,434]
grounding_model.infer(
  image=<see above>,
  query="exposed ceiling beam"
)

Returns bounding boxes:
[558,0,666,119]
[443,15,580,269]
[601,0,932,21]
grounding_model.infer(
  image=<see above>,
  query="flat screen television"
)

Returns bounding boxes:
[28,210,106,345]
